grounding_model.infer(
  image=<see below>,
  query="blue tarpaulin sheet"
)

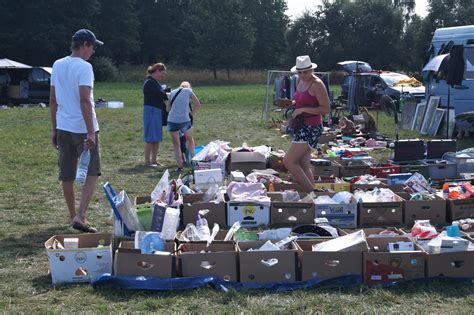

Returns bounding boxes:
[92,274,362,292]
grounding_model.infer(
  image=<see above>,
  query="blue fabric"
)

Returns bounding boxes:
[143,105,163,142]
[91,274,362,292]
[167,121,192,133]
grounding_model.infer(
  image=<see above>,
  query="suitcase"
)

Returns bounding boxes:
[426,139,457,159]
[393,139,424,161]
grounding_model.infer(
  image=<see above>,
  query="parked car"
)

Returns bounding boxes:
[338,61,425,107]
[0,58,51,106]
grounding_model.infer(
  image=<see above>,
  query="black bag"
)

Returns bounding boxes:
[288,114,305,130]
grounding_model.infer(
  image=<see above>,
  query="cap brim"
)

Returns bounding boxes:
[290,63,318,72]
[95,39,104,46]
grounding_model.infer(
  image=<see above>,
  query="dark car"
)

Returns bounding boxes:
[0,65,51,106]
[337,61,425,107]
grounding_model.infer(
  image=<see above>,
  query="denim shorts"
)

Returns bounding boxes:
[167,121,192,133]
[292,124,323,149]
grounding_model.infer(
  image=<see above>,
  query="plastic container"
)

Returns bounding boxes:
[140,232,165,254]
[75,149,90,186]
[444,152,474,175]
[421,159,457,179]
[160,207,180,240]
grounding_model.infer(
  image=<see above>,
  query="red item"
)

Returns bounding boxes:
[463,183,474,197]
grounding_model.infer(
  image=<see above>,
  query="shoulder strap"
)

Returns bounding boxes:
[170,88,183,107]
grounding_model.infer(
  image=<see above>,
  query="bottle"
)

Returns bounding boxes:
[160,207,180,240]
[75,149,90,186]
[196,215,210,241]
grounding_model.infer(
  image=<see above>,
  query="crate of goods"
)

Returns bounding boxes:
[397,192,447,226]
[421,159,457,179]
[339,159,370,177]
[393,139,425,162]
[444,152,474,176]
[314,193,358,228]
[370,163,401,178]
[358,191,404,227]
[227,202,270,227]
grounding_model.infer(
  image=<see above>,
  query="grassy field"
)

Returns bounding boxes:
[0,82,473,313]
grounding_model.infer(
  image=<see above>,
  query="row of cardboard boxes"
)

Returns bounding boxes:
[45,229,474,286]
[159,190,474,230]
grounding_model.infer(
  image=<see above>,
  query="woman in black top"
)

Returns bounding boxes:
[143,63,168,166]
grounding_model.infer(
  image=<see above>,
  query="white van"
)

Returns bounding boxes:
[425,25,474,132]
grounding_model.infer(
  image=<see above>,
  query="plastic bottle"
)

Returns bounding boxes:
[140,232,165,254]
[196,215,210,241]
[75,149,90,186]
[160,207,180,240]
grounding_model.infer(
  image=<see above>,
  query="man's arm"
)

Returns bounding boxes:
[79,85,95,149]
[49,86,58,149]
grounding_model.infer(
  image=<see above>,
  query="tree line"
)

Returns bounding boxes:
[1,0,473,79]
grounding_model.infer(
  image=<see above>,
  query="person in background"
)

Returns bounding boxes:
[143,63,168,167]
[283,55,330,192]
[166,81,201,172]
[49,29,104,233]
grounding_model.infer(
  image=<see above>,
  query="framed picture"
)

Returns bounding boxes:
[428,108,446,137]
[400,100,417,130]
[420,96,441,134]
[411,102,427,131]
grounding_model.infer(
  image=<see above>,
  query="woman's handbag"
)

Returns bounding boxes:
[288,113,305,130]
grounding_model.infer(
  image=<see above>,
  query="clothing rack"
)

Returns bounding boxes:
[262,70,330,122]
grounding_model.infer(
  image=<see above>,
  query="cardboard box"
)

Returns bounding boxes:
[194,169,223,185]
[370,164,401,178]
[296,240,365,281]
[45,233,112,284]
[175,229,231,245]
[270,200,315,226]
[314,180,351,192]
[387,173,412,186]
[114,241,176,278]
[237,241,297,283]
[182,201,227,227]
[339,160,370,177]
[426,250,474,278]
[227,152,267,175]
[447,198,474,222]
[351,181,388,193]
[314,193,358,228]
[272,182,306,192]
[397,192,447,226]
[358,200,404,227]
[227,202,270,227]
[178,243,238,281]
[363,237,426,286]
[311,160,341,178]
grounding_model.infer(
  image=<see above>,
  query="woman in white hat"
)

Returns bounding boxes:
[283,55,330,192]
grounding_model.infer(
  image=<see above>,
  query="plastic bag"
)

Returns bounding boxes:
[282,190,301,202]
[202,184,220,203]
[115,190,144,232]
[332,191,353,204]
[151,169,171,203]
[314,195,336,204]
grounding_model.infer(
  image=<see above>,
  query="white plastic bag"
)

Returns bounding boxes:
[151,169,171,203]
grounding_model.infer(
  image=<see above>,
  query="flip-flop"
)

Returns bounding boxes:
[72,221,98,233]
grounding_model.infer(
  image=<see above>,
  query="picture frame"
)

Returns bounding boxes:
[411,102,427,131]
[428,108,446,137]
[420,96,441,134]
[400,100,417,130]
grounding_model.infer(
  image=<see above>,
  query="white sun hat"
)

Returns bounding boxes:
[290,55,318,72]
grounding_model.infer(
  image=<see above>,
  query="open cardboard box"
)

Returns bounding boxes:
[446,198,474,222]
[425,236,474,278]
[296,239,366,281]
[237,241,298,283]
[314,192,358,228]
[269,192,314,226]
[227,201,270,227]
[396,192,447,226]
[114,241,176,278]
[227,151,267,175]
[45,233,112,285]
[358,196,404,227]
[182,193,227,227]
[177,243,238,281]
[363,236,426,286]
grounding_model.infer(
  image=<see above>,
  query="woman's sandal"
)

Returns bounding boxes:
[72,221,98,233]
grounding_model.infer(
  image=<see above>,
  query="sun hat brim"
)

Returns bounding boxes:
[290,62,318,72]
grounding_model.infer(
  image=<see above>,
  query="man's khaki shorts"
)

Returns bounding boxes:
[57,130,101,181]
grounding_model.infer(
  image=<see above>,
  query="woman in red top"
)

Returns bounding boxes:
[283,55,330,192]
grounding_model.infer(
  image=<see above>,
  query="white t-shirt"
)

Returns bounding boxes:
[51,56,99,133]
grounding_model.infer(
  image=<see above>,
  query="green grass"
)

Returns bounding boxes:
[0,83,473,312]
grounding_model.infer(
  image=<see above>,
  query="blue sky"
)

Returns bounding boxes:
[286,0,428,20]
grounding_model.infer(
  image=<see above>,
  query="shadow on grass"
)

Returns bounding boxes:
[1,225,72,257]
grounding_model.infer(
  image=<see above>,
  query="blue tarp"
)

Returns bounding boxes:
[91,274,474,292]
[92,274,362,292]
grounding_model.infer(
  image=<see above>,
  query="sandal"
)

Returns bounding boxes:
[72,221,98,233]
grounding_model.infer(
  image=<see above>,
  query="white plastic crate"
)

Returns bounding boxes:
[444,152,474,175]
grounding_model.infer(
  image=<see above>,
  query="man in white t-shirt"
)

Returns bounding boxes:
[50,29,104,233]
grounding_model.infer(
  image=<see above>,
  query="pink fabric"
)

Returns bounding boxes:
[293,88,322,126]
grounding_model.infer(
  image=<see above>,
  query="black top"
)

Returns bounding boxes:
[143,76,168,109]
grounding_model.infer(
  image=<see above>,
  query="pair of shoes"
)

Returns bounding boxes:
[72,221,98,233]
